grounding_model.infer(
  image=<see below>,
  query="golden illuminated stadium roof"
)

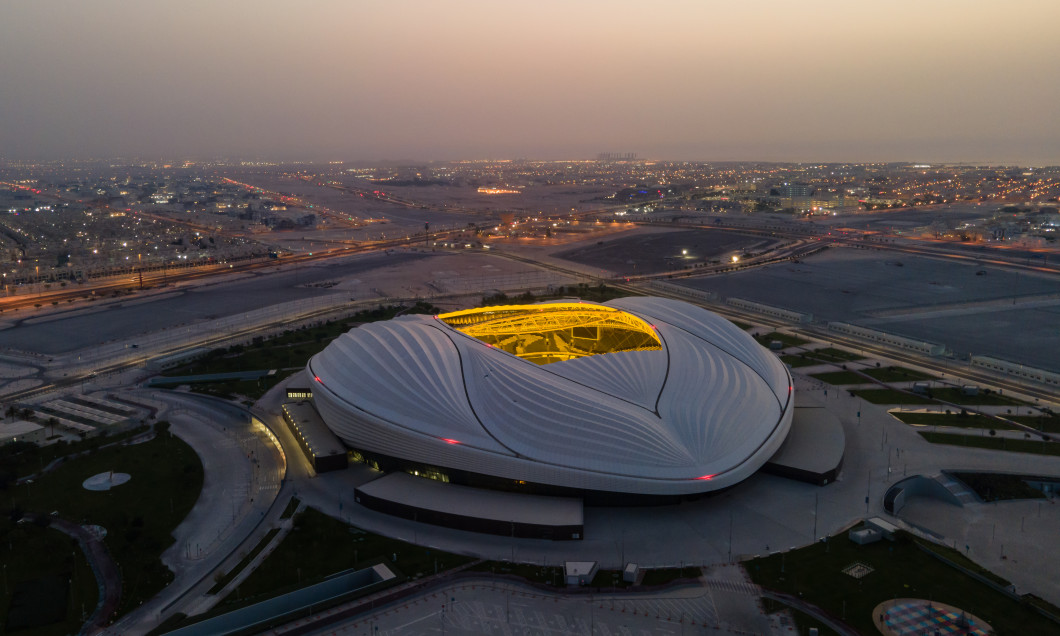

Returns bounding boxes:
[438,303,661,365]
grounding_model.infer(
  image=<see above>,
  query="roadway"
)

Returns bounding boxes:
[96,392,287,636]
[650,217,1060,276]
[631,280,1060,406]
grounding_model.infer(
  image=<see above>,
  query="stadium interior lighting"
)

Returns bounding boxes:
[438,303,662,365]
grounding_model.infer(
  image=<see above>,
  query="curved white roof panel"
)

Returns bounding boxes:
[309,297,793,495]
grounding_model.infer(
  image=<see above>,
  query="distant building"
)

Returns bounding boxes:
[0,420,47,446]
[773,183,814,198]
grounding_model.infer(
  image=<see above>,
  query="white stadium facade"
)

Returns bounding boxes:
[308,297,795,510]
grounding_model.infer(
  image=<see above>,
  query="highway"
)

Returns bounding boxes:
[652,217,1060,276]
[7,207,1057,410]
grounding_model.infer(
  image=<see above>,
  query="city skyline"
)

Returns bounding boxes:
[3,0,1060,164]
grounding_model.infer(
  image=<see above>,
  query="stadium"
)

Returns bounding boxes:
[308,296,795,505]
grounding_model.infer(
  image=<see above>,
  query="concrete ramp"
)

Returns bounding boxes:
[935,472,979,506]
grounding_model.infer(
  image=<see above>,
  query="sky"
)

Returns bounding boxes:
[3,0,1060,164]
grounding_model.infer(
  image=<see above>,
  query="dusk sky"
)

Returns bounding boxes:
[3,0,1059,163]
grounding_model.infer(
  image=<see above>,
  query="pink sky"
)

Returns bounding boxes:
[3,0,1059,163]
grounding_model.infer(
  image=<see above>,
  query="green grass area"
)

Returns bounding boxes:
[810,370,872,385]
[147,612,188,636]
[0,522,98,636]
[470,561,565,586]
[639,566,701,587]
[929,387,1027,406]
[207,528,281,595]
[168,303,438,400]
[0,425,150,483]
[732,320,753,330]
[853,389,935,405]
[919,432,1060,456]
[6,424,203,616]
[908,537,1011,587]
[746,531,1058,636]
[228,507,474,605]
[589,570,634,589]
[484,284,637,306]
[861,385,1026,407]
[189,379,278,401]
[762,597,841,636]
[279,496,300,520]
[754,331,810,348]
[890,411,1019,431]
[949,472,1046,502]
[863,366,934,383]
[1024,595,1060,623]
[781,354,821,368]
[781,348,863,368]
[1013,415,1060,434]
[805,347,864,363]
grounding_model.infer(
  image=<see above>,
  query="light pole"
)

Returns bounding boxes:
[728,511,734,562]
[813,492,819,541]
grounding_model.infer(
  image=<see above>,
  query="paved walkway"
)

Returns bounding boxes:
[34,514,122,634]
[283,378,1060,608]
[94,390,286,635]
[278,572,789,636]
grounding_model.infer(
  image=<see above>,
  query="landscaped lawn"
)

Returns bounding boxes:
[782,348,863,367]
[863,366,934,383]
[1013,415,1060,434]
[0,521,98,636]
[169,303,439,399]
[207,528,281,595]
[7,424,203,616]
[226,507,474,605]
[803,347,864,363]
[781,355,820,368]
[470,561,564,586]
[949,472,1046,502]
[857,386,1031,408]
[810,370,871,385]
[929,387,1028,407]
[919,432,1060,456]
[762,598,841,636]
[747,531,1058,636]
[853,389,935,405]
[754,331,810,348]
[890,411,1019,431]
[486,284,637,305]
[1,425,149,481]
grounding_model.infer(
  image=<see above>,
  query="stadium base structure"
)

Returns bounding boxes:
[355,473,584,540]
[762,406,845,486]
